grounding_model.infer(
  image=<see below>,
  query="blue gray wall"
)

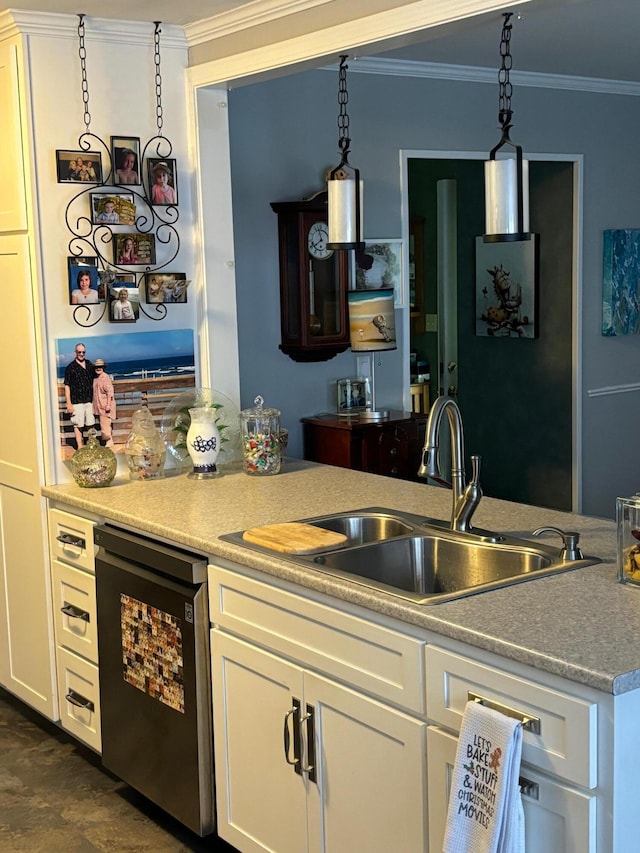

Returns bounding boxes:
[227,67,640,519]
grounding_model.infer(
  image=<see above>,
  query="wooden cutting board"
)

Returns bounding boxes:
[242,522,347,554]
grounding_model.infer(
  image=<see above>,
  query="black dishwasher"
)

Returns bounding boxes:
[94,524,215,836]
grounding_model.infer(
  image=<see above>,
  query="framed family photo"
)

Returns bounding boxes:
[56,150,103,184]
[110,281,140,323]
[90,193,136,227]
[113,233,156,266]
[68,256,100,305]
[147,158,178,206]
[110,136,141,186]
[144,272,190,303]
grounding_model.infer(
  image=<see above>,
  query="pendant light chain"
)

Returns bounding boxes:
[77,14,91,135]
[154,22,164,137]
[497,12,514,138]
[336,55,350,160]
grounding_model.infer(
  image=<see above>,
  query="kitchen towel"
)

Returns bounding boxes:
[443,699,525,853]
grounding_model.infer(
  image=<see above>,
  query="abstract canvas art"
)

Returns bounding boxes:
[602,229,640,336]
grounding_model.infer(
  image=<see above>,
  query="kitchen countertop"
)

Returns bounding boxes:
[43,460,638,696]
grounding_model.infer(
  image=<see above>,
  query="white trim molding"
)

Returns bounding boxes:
[187,0,530,88]
[0,11,186,48]
[587,382,640,398]
[345,56,640,97]
[186,0,336,46]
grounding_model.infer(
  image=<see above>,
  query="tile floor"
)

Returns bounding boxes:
[0,687,238,852]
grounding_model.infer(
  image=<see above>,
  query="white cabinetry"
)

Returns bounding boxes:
[0,34,55,718]
[427,726,595,853]
[48,506,102,751]
[209,562,427,853]
[425,643,606,852]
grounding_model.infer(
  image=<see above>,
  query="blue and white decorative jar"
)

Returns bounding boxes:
[186,406,221,479]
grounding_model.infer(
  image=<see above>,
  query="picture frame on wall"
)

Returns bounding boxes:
[602,229,640,336]
[144,272,190,303]
[68,256,101,304]
[355,239,405,307]
[111,136,141,185]
[109,281,140,323]
[113,233,156,266]
[475,235,539,338]
[90,192,136,226]
[56,150,102,183]
[147,158,178,206]
[107,273,136,301]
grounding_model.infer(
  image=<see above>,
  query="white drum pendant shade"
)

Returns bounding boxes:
[328,177,363,248]
[485,158,529,236]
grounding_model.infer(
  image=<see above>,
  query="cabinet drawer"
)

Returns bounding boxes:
[209,564,426,713]
[48,508,97,574]
[426,725,596,853]
[56,647,101,753]
[425,645,597,788]
[51,559,98,664]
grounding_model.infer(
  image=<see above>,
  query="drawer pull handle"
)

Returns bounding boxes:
[468,691,541,735]
[65,689,94,713]
[61,603,90,622]
[57,532,85,550]
[519,776,539,800]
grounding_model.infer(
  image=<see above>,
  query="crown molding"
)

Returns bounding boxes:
[188,0,530,88]
[338,56,640,97]
[185,0,335,46]
[0,10,187,49]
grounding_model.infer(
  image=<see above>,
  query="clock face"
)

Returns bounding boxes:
[307,221,334,260]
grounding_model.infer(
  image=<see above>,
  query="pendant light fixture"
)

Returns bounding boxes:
[327,55,365,255]
[484,12,531,243]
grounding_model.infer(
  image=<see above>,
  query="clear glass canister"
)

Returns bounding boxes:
[617,494,640,585]
[240,395,282,475]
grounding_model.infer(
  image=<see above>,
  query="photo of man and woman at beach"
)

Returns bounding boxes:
[55,329,196,463]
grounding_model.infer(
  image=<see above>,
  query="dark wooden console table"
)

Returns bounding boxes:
[301,411,428,481]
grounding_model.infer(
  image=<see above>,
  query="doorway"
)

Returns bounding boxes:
[403,152,580,512]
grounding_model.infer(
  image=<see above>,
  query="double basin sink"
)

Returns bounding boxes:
[223,507,600,605]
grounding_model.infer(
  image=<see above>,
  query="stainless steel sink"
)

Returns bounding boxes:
[221,507,600,604]
[304,512,415,546]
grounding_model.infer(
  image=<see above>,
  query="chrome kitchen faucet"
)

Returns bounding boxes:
[418,395,482,532]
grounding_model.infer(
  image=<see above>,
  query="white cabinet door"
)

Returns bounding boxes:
[305,671,427,853]
[0,234,54,718]
[0,484,55,718]
[212,629,428,853]
[0,40,28,232]
[427,726,596,853]
[212,630,308,853]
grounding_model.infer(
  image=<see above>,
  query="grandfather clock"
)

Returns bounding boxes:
[270,190,350,362]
